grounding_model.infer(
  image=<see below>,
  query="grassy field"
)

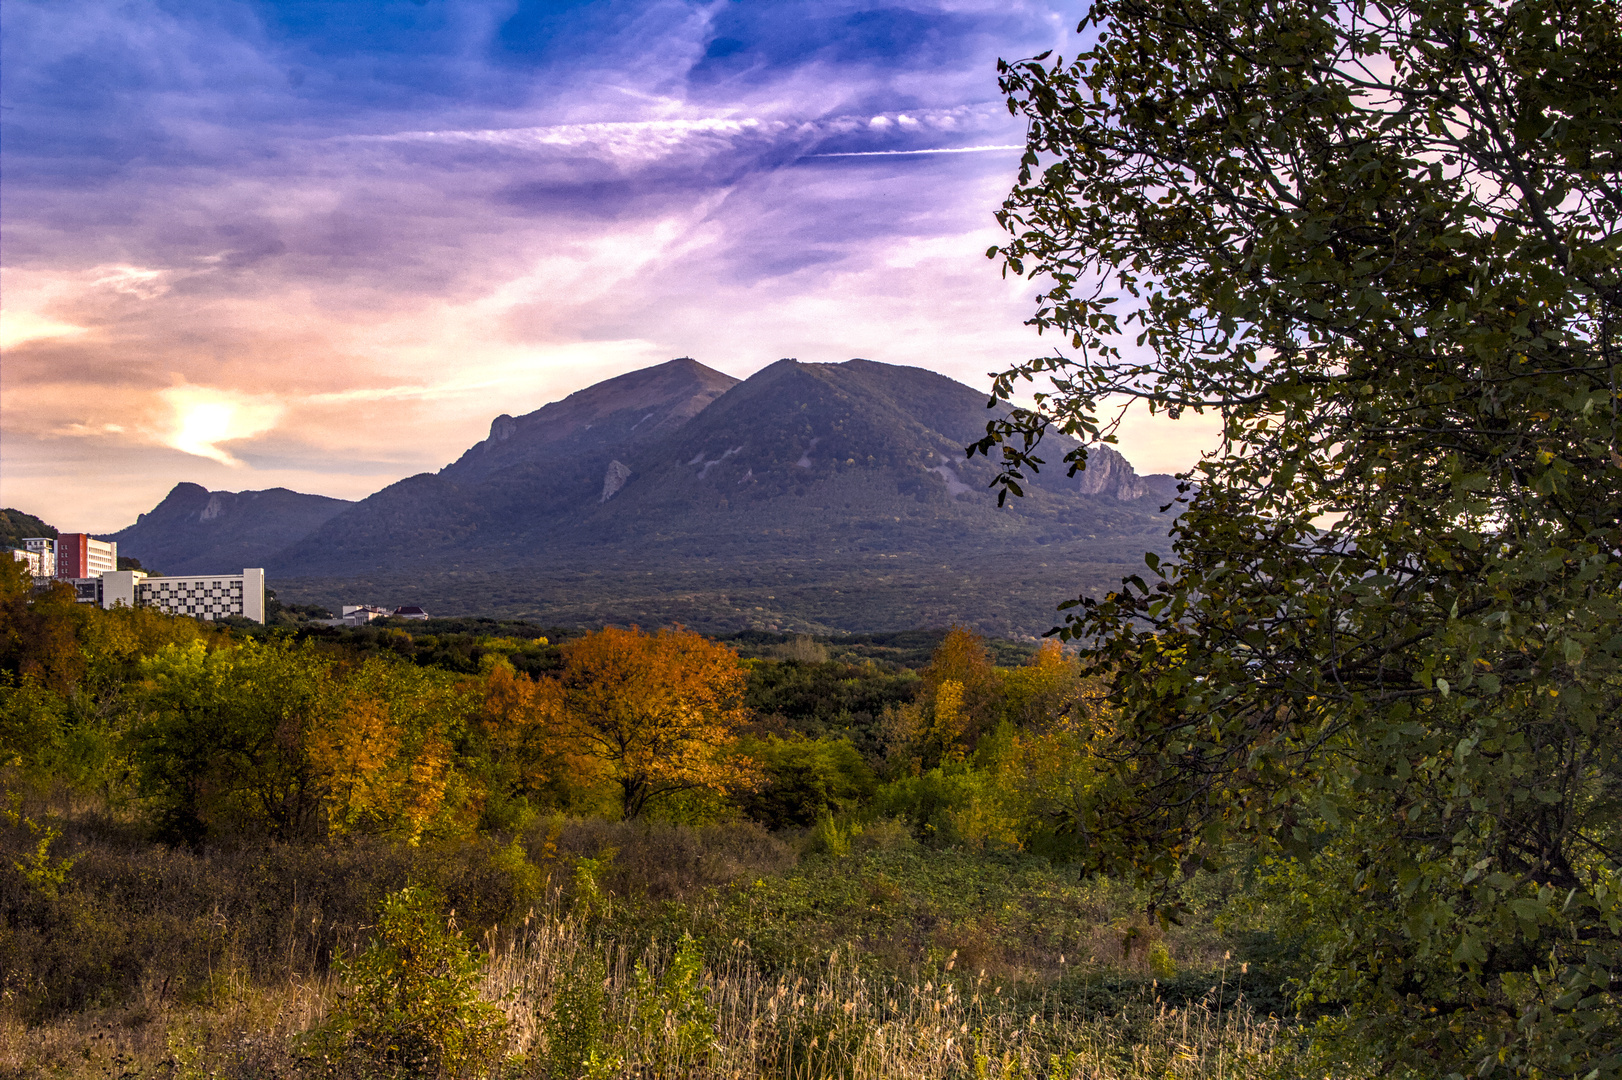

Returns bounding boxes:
[0,815,1323,1080]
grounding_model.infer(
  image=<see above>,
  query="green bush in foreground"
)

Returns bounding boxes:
[310,886,508,1079]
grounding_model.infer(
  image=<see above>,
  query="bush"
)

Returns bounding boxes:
[738,736,875,829]
[869,765,1021,850]
[312,886,508,1079]
[0,822,544,1021]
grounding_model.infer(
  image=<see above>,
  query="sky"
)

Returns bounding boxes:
[1,0,1221,532]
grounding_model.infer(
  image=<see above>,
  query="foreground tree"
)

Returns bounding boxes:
[977,1,1621,1075]
[558,626,756,819]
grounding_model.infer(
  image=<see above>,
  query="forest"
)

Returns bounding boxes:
[0,556,1302,1079]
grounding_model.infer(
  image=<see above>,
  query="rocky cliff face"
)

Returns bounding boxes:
[600,460,632,502]
[106,483,354,574]
[1074,445,1149,500]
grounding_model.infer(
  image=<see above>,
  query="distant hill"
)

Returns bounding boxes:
[0,508,56,550]
[104,484,354,575]
[256,358,1183,635]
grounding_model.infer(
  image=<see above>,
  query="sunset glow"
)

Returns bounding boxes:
[0,1,1218,530]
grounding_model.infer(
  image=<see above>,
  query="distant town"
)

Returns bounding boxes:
[8,533,425,626]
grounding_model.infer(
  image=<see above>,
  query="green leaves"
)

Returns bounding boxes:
[977,0,1622,1075]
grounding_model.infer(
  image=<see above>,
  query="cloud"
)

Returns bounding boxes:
[90,264,175,299]
[157,385,284,467]
[0,0,1222,533]
[0,311,88,350]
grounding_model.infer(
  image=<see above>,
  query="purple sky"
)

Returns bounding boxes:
[1,0,1219,532]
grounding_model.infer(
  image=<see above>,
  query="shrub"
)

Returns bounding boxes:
[870,765,1021,850]
[738,735,875,829]
[543,953,618,1079]
[312,885,508,1079]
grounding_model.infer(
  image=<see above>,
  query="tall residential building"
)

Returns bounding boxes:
[55,534,117,578]
[23,537,55,567]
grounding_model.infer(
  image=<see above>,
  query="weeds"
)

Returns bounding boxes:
[308,885,508,1079]
[0,817,1323,1079]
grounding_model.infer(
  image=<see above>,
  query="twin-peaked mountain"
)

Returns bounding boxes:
[110,358,1181,634]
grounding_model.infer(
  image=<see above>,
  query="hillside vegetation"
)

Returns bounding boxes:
[0,557,1318,1079]
[0,509,55,551]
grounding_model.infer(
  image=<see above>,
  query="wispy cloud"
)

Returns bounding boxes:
[811,144,1025,157]
[0,0,1216,531]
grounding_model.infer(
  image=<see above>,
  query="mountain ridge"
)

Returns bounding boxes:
[107,358,1184,634]
[105,483,353,575]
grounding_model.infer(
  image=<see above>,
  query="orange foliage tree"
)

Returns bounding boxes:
[474,661,604,817]
[557,626,756,819]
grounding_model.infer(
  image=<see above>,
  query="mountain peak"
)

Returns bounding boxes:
[107,484,353,574]
[443,357,739,482]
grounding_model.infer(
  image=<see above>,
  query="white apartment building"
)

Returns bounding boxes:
[9,548,46,576]
[23,537,55,568]
[71,569,266,624]
[53,534,117,578]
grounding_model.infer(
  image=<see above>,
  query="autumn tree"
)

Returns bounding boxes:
[472,660,604,820]
[557,626,756,819]
[0,557,87,697]
[888,627,1005,769]
[978,1,1622,1075]
[136,642,479,843]
[135,639,332,842]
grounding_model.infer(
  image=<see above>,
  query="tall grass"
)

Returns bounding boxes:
[3,901,1309,1079]
[478,905,1303,1079]
[0,814,1323,1079]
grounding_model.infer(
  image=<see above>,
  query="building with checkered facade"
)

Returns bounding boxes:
[69,569,266,624]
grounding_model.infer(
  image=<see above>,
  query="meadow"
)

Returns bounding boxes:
[0,560,1329,1079]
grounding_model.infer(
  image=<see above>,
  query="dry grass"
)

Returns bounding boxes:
[485,909,1303,1079]
[2,902,1315,1080]
[1,813,1321,1078]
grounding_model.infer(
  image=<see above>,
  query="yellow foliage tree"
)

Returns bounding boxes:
[557,626,757,819]
[886,627,1006,772]
[304,658,481,844]
[306,693,402,835]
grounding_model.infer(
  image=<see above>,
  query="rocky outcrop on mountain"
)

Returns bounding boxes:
[1074,445,1150,500]
[105,483,353,574]
[600,460,632,502]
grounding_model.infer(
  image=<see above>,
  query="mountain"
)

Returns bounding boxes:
[569,358,1175,554]
[109,358,1183,633]
[104,484,354,575]
[269,358,743,576]
[258,358,1182,635]
[443,357,738,483]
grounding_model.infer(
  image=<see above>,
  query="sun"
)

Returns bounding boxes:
[159,385,283,467]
